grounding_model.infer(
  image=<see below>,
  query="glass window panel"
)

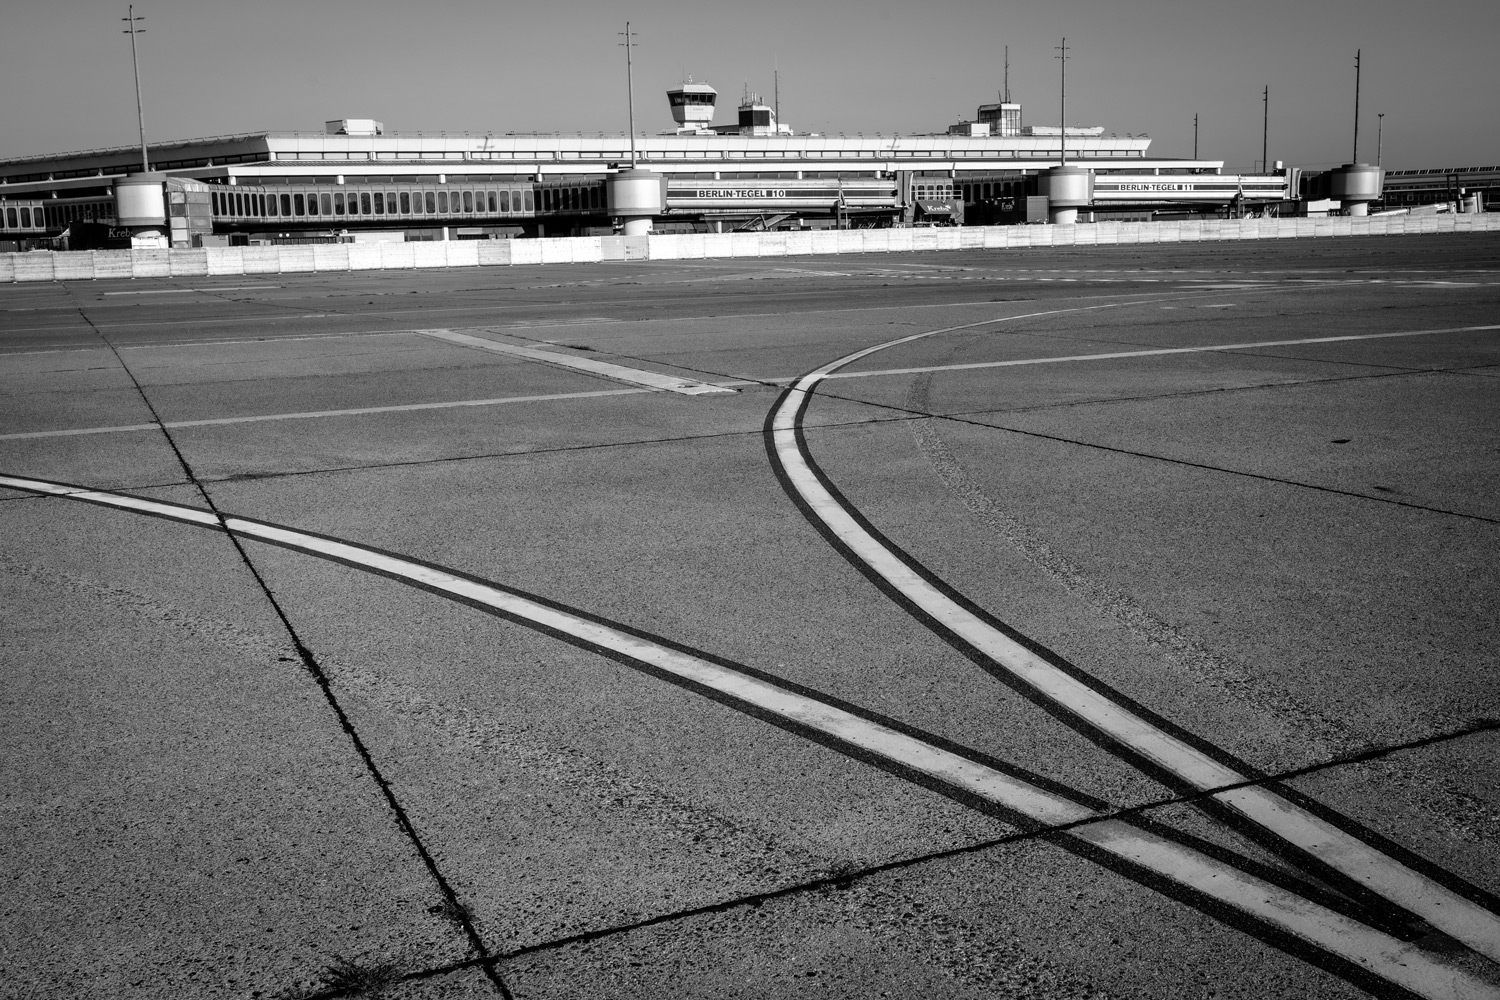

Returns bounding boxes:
[268,194,278,217]
[388,192,397,213]
[524,190,534,211]
[307,193,319,216]
[334,193,345,215]
[463,191,473,212]
[294,194,305,216]
[487,191,497,212]
[6,208,16,227]
[438,191,448,213]
[401,192,411,213]
[281,194,292,215]
[321,193,332,214]
[360,193,371,214]
[21,207,31,227]
[374,192,385,214]
[499,190,510,212]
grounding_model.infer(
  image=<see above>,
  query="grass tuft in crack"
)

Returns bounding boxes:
[313,955,403,996]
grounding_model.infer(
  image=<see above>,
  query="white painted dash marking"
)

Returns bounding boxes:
[420,328,735,395]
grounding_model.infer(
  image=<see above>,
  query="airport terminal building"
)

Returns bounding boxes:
[1,86,1321,249]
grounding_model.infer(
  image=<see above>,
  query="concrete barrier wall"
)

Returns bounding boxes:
[4,214,1499,282]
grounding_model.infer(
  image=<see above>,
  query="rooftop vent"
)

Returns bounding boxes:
[325,119,384,136]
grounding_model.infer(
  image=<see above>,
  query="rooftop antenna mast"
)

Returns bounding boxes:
[775,64,780,124]
[122,5,149,172]
[1004,45,1010,104]
[619,22,639,168]
[1056,37,1069,166]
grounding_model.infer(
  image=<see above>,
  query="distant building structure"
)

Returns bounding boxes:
[1,87,1309,248]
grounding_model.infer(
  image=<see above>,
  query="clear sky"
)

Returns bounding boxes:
[2,0,1497,171]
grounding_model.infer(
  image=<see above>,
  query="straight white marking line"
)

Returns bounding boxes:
[0,387,650,440]
[0,470,1492,1000]
[812,323,1500,382]
[419,328,735,395]
[770,309,1500,966]
[102,286,281,295]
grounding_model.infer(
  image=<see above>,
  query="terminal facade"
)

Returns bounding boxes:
[0,85,1369,249]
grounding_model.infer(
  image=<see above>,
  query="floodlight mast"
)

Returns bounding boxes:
[620,23,639,168]
[1056,38,1069,166]
[123,5,148,172]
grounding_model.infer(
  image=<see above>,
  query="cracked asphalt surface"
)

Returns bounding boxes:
[2,234,1498,999]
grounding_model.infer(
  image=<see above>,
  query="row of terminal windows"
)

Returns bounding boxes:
[961,181,1021,201]
[212,188,542,220]
[209,185,613,220]
[4,202,113,229]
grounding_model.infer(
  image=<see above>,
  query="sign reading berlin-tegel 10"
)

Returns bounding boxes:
[693,188,790,199]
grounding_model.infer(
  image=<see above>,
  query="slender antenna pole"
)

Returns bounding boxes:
[1193,113,1198,159]
[1056,38,1069,166]
[1262,85,1269,172]
[1352,49,1361,163]
[1004,45,1009,104]
[620,23,638,168]
[123,5,148,172]
[1377,112,1384,167]
[775,67,780,124]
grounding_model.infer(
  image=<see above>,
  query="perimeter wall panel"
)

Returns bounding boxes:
[52,252,95,280]
[5,215,1499,282]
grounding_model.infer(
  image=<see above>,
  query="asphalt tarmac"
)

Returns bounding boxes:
[3,235,1498,1000]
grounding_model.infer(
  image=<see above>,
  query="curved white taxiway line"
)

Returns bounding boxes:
[767,310,1500,968]
[1,471,1495,999]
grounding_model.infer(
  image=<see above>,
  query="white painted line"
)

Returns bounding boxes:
[770,309,1500,966]
[809,323,1500,383]
[0,470,1491,999]
[0,386,651,441]
[419,328,735,395]
[102,286,280,295]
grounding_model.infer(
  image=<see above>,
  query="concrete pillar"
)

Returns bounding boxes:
[608,168,664,238]
[1328,163,1383,217]
[1041,165,1092,225]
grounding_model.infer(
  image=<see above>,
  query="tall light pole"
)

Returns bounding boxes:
[1056,38,1069,166]
[619,23,638,168]
[1262,86,1269,172]
[1352,49,1362,163]
[123,5,148,172]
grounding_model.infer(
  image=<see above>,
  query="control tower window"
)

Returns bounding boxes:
[425,192,436,213]
[400,193,411,213]
[361,193,372,214]
[499,190,510,212]
[436,191,447,213]
[307,194,319,217]
[6,208,16,227]
[373,193,384,214]
[463,191,473,212]
[524,190,534,212]
[349,195,360,216]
